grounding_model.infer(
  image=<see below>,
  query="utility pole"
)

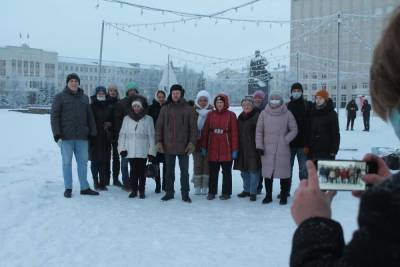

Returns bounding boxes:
[296,51,299,82]
[167,54,170,89]
[336,13,342,115]
[97,20,105,96]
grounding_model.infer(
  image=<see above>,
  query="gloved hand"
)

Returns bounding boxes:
[231,150,238,160]
[148,155,156,163]
[201,148,207,157]
[120,150,128,158]
[184,143,195,155]
[54,134,61,143]
[256,149,264,156]
[156,142,164,153]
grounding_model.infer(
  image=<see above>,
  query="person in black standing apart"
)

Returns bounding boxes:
[148,89,167,193]
[105,83,123,187]
[89,86,113,191]
[362,99,371,131]
[346,99,358,131]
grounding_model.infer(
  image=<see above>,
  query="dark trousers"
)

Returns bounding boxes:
[257,173,263,193]
[91,160,108,186]
[346,116,355,130]
[105,141,120,184]
[128,158,147,193]
[164,154,189,197]
[363,115,370,130]
[209,161,233,196]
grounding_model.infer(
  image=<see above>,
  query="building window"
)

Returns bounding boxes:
[30,61,34,76]
[303,84,308,91]
[11,59,16,73]
[312,83,317,90]
[18,60,22,74]
[352,83,357,89]
[0,60,6,76]
[24,61,29,76]
[352,94,357,100]
[321,83,327,89]
[312,72,317,79]
[341,95,347,108]
[341,84,347,90]
[321,73,327,79]
[362,82,368,89]
[35,62,40,76]
[45,63,55,78]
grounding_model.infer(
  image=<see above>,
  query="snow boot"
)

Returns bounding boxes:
[113,178,123,187]
[139,192,145,199]
[80,188,99,196]
[219,194,231,200]
[155,176,161,193]
[161,194,174,201]
[250,194,257,201]
[279,179,290,205]
[182,196,192,203]
[64,189,72,198]
[262,178,273,204]
[207,194,215,200]
[237,191,250,198]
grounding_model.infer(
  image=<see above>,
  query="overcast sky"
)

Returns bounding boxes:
[1,0,291,74]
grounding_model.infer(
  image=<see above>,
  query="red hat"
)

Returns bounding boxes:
[315,89,329,100]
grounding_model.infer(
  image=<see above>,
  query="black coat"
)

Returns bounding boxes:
[362,102,371,117]
[50,87,97,140]
[107,96,119,141]
[287,96,312,148]
[306,99,340,159]
[290,172,400,267]
[89,97,112,161]
[113,96,133,136]
[148,99,163,126]
[346,100,358,119]
[234,110,261,172]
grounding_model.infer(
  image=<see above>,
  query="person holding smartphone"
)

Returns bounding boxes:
[290,8,400,266]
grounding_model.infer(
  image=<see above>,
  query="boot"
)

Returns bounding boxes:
[182,196,192,203]
[93,179,100,190]
[237,191,250,198]
[64,189,72,198]
[139,192,145,199]
[207,194,215,200]
[161,194,174,201]
[155,176,161,193]
[249,194,257,201]
[279,179,290,205]
[80,188,99,196]
[129,192,137,198]
[194,187,201,195]
[262,178,273,204]
[113,178,123,187]
[219,194,230,200]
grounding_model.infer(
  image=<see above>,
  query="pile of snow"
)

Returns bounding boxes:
[0,108,397,267]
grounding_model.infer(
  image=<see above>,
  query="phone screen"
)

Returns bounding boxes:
[317,160,368,191]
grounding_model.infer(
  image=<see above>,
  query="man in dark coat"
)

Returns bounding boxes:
[105,83,123,187]
[90,86,113,191]
[287,82,312,196]
[253,90,267,194]
[346,99,358,131]
[361,99,371,131]
[113,82,139,190]
[306,89,340,160]
[50,73,99,198]
[148,89,167,193]
[156,84,197,203]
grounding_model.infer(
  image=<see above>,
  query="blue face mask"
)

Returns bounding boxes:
[291,92,302,100]
[389,107,400,139]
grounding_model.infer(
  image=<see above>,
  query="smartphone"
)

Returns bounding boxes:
[316,159,377,191]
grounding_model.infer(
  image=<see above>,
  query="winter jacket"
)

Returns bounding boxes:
[118,114,156,159]
[362,101,371,117]
[89,97,113,161]
[306,99,340,160]
[256,104,298,178]
[346,100,358,119]
[148,89,167,126]
[290,172,400,267]
[195,90,213,151]
[201,94,239,162]
[155,98,197,155]
[234,109,261,172]
[107,96,119,141]
[50,87,97,140]
[287,96,312,148]
[113,96,133,137]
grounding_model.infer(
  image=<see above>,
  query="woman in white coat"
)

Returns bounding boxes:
[118,95,156,199]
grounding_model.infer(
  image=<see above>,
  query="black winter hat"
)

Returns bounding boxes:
[291,82,303,92]
[66,73,80,85]
[170,84,185,96]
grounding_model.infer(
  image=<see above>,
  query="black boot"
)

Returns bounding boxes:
[161,194,174,201]
[237,191,250,198]
[155,176,161,193]
[93,179,100,190]
[113,178,123,187]
[129,191,137,198]
[262,178,273,204]
[64,189,72,198]
[182,195,192,203]
[139,192,145,199]
[279,179,290,205]
[250,194,257,201]
[80,188,99,196]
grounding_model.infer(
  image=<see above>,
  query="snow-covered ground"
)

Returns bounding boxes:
[0,108,397,267]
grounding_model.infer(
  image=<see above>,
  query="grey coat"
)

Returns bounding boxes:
[256,104,298,179]
[51,87,97,140]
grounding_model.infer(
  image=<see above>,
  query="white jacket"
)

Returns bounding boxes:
[118,115,157,159]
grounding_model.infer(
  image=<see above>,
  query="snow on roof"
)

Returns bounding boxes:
[58,56,162,70]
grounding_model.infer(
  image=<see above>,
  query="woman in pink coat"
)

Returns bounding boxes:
[256,91,298,205]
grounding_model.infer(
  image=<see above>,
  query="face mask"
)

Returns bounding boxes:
[97,95,106,101]
[390,107,400,139]
[269,99,281,107]
[291,92,302,99]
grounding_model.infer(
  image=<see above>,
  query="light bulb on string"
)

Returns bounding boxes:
[215,19,218,25]
[230,20,233,24]
[162,10,165,16]
[120,3,123,8]
[141,9,144,15]
[153,26,156,31]
[242,24,246,31]
[251,5,254,11]
[257,21,260,27]
[194,22,197,28]
[269,23,272,29]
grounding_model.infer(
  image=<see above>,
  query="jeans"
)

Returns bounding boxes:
[164,154,189,197]
[209,161,233,196]
[288,147,308,193]
[60,140,90,190]
[241,171,260,195]
[121,157,129,186]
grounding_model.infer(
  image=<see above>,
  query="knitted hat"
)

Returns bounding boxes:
[95,86,106,95]
[253,90,266,100]
[291,82,303,92]
[170,84,185,96]
[269,90,283,99]
[131,100,143,109]
[126,82,139,96]
[241,96,254,106]
[315,89,330,100]
[66,73,80,84]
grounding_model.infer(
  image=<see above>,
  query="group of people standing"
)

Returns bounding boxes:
[51,73,341,204]
[345,98,372,131]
